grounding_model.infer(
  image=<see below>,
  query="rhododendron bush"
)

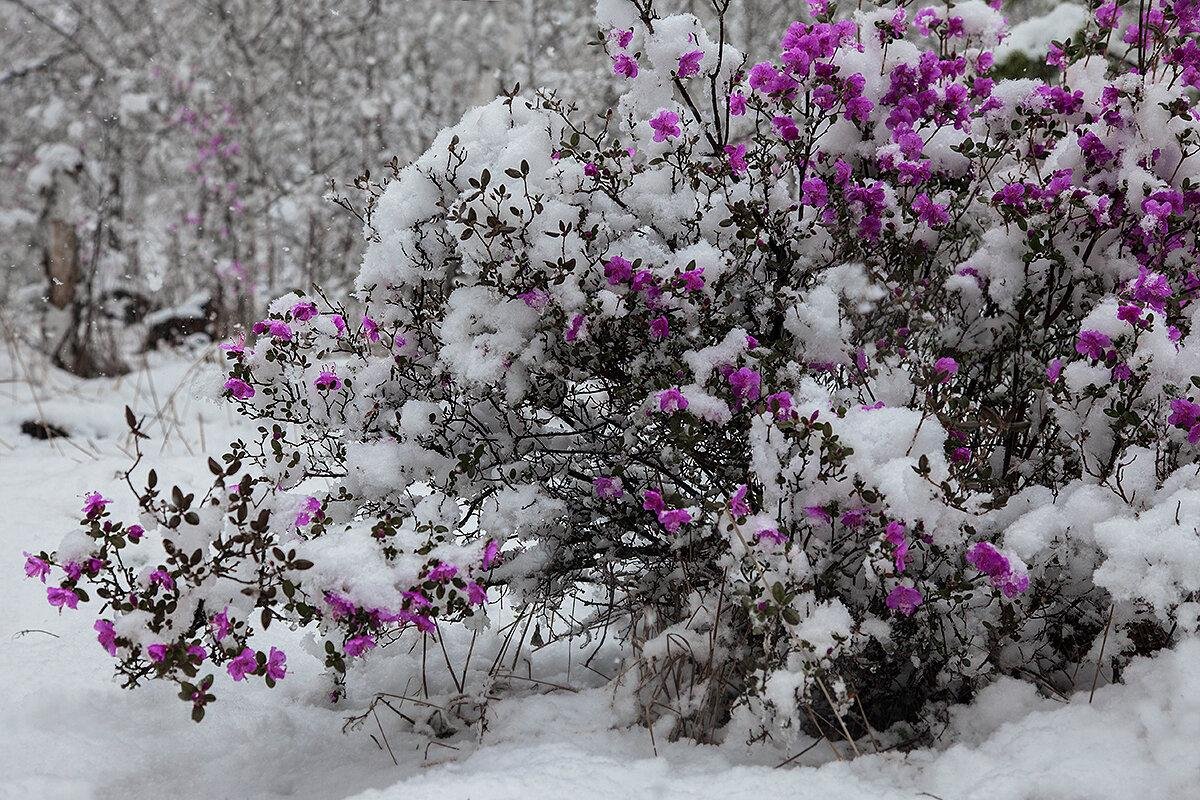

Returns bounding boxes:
[25,0,1200,750]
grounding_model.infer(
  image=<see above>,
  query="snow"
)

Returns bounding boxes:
[3,349,1198,799]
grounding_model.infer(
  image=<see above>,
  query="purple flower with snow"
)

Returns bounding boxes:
[649,315,670,340]
[885,521,909,572]
[426,561,458,582]
[657,387,689,413]
[649,109,681,142]
[966,542,1030,597]
[728,92,747,116]
[612,53,639,79]
[727,367,761,403]
[729,484,751,518]
[290,301,318,321]
[657,508,693,533]
[482,539,501,569]
[677,49,704,78]
[149,569,175,590]
[466,582,488,605]
[344,635,376,657]
[147,643,169,663]
[211,608,232,639]
[565,313,587,343]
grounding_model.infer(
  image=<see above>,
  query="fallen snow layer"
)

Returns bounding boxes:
[3,350,1198,799]
[995,4,1091,62]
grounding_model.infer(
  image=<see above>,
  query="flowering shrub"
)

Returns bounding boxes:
[26,0,1200,749]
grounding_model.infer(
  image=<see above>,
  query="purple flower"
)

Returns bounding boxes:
[344,635,376,657]
[677,49,704,78]
[755,527,787,545]
[266,647,287,681]
[612,27,634,48]
[885,585,923,616]
[885,521,909,572]
[325,592,357,620]
[729,484,751,518]
[211,608,232,639]
[593,476,624,501]
[330,314,347,336]
[426,561,458,582]
[804,505,832,524]
[466,582,488,605]
[612,53,639,79]
[482,539,501,569]
[649,315,670,340]
[83,491,111,517]
[47,586,78,611]
[657,387,689,413]
[188,645,207,662]
[147,643,169,663]
[94,619,117,656]
[728,92,747,116]
[24,552,50,582]
[767,391,794,420]
[1045,359,1063,383]
[605,255,633,285]
[227,648,258,681]
[840,507,869,527]
[126,524,145,543]
[724,143,748,175]
[657,508,693,533]
[290,301,318,321]
[728,367,762,403]
[1075,330,1112,360]
[149,569,175,590]
[771,114,800,141]
[224,377,255,400]
[649,109,682,142]
[565,313,587,343]
[642,490,665,513]
[951,447,972,464]
[361,316,380,343]
[677,267,706,292]
[934,357,959,382]
[966,541,1029,597]
[314,370,342,391]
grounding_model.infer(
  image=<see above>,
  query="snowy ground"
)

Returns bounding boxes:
[3,346,1197,800]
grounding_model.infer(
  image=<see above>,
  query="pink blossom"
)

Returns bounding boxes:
[728,92,747,116]
[1046,359,1063,383]
[1075,330,1112,360]
[126,524,144,543]
[565,313,587,343]
[211,608,232,639]
[642,489,665,513]
[649,315,670,340]
[290,301,318,321]
[361,316,380,343]
[147,643,169,663]
[885,521,909,572]
[727,367,761,403]
[482,539,501,569]
[466,582,488,605]
[934,357,959,382]
[149,569,175,590]
[426,561,458,582]
[612,53,639,79]
[724,143,748,175]
[729,484,751,517]
[593,476,624,500]
[657,508,693,533]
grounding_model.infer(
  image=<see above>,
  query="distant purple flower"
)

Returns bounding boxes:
[361,316,380,343]
[344,635,375,657]
[612,28,633,48]
[677,49,704,78]
[951,447,972,464]
[565,313,587,343]
[755,527,787,545]
[885,521,909,572]
[649,109,681,142]
[677,268,706,292]
[840,507,869,527]
[804,505,832,524]
[966,541,1029,597]
[724,143,748,175]
[227,647,257,681]
[225,377,255,400]
[330,314,347,337]
[885,585,923,616]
